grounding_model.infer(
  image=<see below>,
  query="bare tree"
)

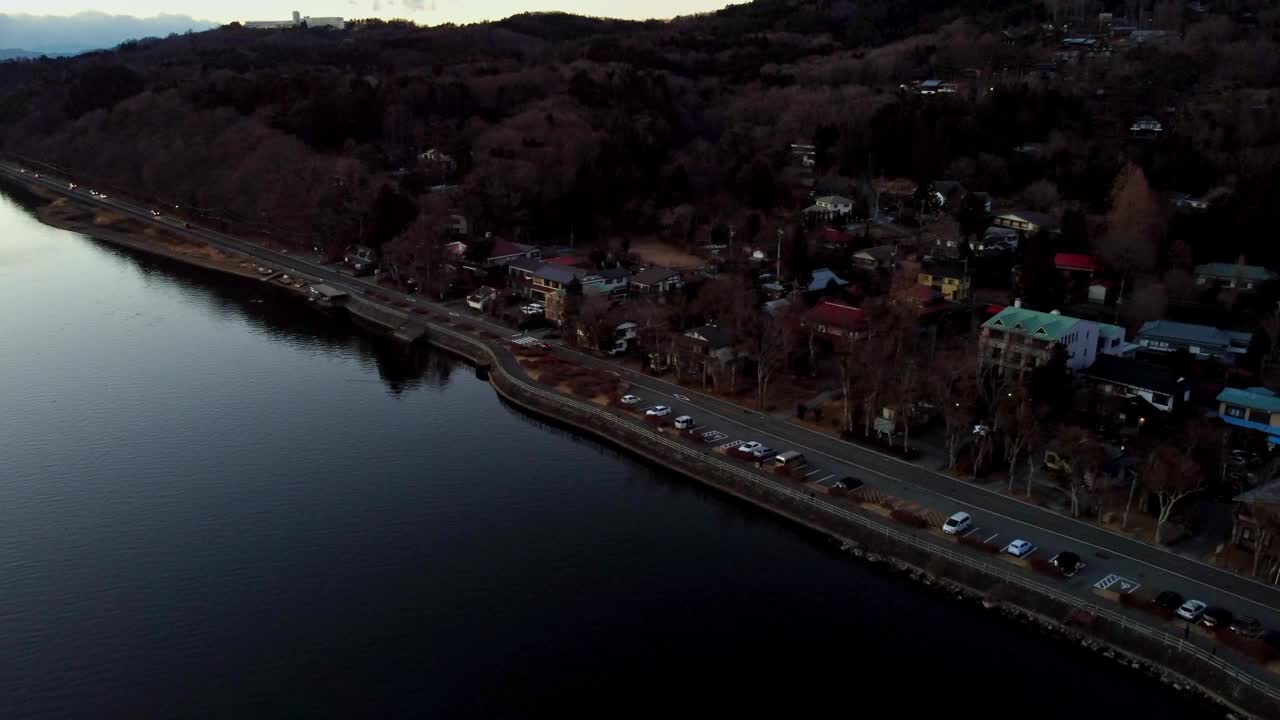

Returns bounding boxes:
[931,348,979,470]
[1097,163,1164,311]
[1140,445,1204,544]
[998,390,1042,494]
[740,308,795,410]
[1050,426,1107,518]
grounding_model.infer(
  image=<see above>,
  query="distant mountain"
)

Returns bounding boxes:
[0,12,217,56]
[0,48,59,61]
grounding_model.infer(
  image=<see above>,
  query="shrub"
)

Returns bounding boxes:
[890,509,929,529]
[1029,557,1059,577]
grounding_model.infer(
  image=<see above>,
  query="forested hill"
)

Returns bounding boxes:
[0,1,1277,267]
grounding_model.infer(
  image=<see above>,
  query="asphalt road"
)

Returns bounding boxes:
[8,161,1280,679]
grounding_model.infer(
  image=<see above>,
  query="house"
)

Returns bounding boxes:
[917,257,970,301]
[1130,116,1164,138]
[975,226,1018,255]
[992,210,1059,235]
[448,234,540,273]
[1097,323,1133,357]
[630,267,683,295]
[1135,320,1253,364]
[762,298,791,318]
[979,304,1101,373]
[806,195,853,217]
[1230,481,1280,577]
[1217,388,1280,445]
[1088,280,1117,305]
[593,267,631,297]
[806,267,850,294]
[674,325,737,380]
[1055,253,1100,276]
[852,244,896,271]
[1195,262,1277,292]
[803,300,867,340]
[1081,355,1189,412]
[822,227,860,247]
[466,285,498,311]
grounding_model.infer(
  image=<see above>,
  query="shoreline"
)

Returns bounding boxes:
[4,179,1277,718]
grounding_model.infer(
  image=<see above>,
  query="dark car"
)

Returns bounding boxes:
[1154,591,1183,611]
[834,476,865,491]
[1201,606,1233,629]
[1051,551,1083,577]
[1229,615,1263,638]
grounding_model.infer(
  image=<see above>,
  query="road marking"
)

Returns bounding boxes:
[961,526,981,538]
[719,439,744,450]
[701,430,727,443]
[673,394,690,401]
[805,468,822,477]
[1095,574,1141,594]
[984,533,1000,544]
[817,474,835,483]
[592,366,1280,613]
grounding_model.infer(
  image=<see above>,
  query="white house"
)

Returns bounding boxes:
[980,305,1101,373]
[814,195,853,214]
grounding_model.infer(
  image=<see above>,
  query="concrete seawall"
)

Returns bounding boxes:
[416,318,1280,719]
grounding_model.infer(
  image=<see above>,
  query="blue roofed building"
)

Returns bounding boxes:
[1135,320,1253,365]
[1217,388,1280,445]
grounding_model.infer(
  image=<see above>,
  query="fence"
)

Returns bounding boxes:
[426,321,1280,713]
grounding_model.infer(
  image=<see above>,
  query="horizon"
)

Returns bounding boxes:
[0,0,743,27]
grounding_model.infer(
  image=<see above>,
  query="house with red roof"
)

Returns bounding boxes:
[803,300,868,340]
[1055,253,1100,274]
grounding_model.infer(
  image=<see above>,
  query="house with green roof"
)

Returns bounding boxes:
[979,304,1104,373]
[1217,387,1280,445]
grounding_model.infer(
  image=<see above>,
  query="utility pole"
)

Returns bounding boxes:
[776,227,784,280]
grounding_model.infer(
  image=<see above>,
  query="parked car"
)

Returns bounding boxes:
[773,450,805,467]
[620,394,642,405]
[751,445,775,459]
[1176,599,1207,622]
[1050,551,1083,577]
[1230,615,1263,638]
[1201,607,1233,629]
[737,441,766,455]
[1006,539,1033,557]
[833,476,864,491]
[1154,591,1184,612]
[673,415,695,430]
[150,209,161,216]
[942,512,972,535]
[646,405,671,417]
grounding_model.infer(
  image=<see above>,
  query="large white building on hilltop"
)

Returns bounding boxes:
[245,10,344,29]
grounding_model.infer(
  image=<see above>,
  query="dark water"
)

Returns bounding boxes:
[0,191,1221,719]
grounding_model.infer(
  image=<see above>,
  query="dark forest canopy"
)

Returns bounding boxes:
[2,1,1279,265]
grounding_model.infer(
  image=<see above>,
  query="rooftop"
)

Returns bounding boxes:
[631,266,680,286]
[1055,253,1100,272]
[1195,262,1276,283]
[807,268,850,293]
[804,300,867,332]
[995,210,1059,230]
[1138,320,1252,348]
[1082,355,1185,395]
[920,257,968,278]
[686,324,734,349]
[982,306,1084,341]
[1218,387,1280,414]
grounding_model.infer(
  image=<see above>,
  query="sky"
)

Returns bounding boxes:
[0,0,737,25]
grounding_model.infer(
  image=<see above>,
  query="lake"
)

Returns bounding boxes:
[0,189,1221,718]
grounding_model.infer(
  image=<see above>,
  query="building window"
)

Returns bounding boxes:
[1151,393,1171,407]
[1225,405,1247,419]
[1248,409,1270,424]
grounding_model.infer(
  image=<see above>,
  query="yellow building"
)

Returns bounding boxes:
[917,258,970,301]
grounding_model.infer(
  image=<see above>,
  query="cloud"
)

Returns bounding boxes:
[0,12,217,55]
[400,0,428,11]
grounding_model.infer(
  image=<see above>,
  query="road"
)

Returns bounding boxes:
[7,160,1280,683]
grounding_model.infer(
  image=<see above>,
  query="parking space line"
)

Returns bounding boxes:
[805,468,822,477]
[961,526,981,538]
[983,533,1000,544]
[1022,548,1037,559]
[817,474,835,483]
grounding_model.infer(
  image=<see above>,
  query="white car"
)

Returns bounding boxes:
[751,445,775,459]
[620,395,642,405]
[673,416,695,430]
[1006,539,1033,557]
[1176,599,1207,622]
[68,182,76,189]
[737,441,765,455]
[942,512,972,535]
[646,405,671,417]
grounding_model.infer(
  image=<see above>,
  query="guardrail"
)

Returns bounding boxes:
[427,321,1280,705]
[7,159,1278,707]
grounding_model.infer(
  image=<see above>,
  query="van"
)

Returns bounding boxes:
[773,450,805,467]
[673,416,694,430]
